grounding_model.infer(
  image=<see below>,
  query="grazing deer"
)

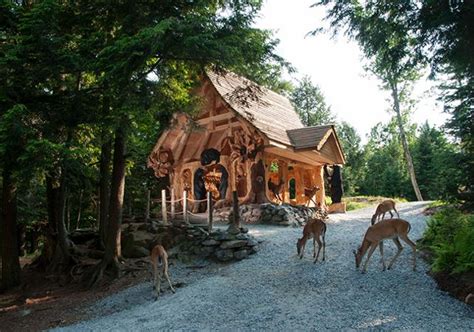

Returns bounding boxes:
[268,178,284,202]
[371,199,399,225]
[296,218,327,263]
[150,244,175,297]
[304,185,320,207]
[353,218,416,273]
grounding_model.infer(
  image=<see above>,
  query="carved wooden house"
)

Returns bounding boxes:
[148,70,345,210]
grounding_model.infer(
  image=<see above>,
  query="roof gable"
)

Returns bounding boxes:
[206,70,303,146]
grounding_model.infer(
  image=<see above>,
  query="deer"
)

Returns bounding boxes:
[268,178,284,202]
[371,199,399,225]
[296,218,327,263]
[304,185,320,207]
[353,218,416,273]
[150,244,175,298]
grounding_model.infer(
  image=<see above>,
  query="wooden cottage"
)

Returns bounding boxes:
[148,70,345,211]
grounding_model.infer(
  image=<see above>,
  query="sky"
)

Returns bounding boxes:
[254,0,449,142]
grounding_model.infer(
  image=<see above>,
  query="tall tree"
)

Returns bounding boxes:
[316,0,424,201]
[417,1,474,202]
[291,76,335,126]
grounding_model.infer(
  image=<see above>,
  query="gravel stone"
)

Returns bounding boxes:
[56,202,474,331]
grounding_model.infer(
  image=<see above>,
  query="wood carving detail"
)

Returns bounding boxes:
[148,149,174,178]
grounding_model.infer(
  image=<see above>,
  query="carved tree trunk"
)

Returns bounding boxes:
[1,166,21,290]
[391,81,423,201]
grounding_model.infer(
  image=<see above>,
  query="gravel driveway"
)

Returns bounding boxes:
[58,202,474,331]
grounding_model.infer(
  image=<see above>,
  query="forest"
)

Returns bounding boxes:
[0,0,473,295]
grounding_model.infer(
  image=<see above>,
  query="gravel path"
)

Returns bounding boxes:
[57,202,473,331]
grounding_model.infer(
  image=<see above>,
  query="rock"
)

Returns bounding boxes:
[234,249,248,260]
[248,246,259,254]
[220,240,248,249]
[202,239,220,246]
[123,245,150,258]
[272,215,283,222]
[240,227,249,234]
[196,246,216,257]
[215,249,234,261]
[246,238,258,247]
[236,233,249,240]
[215,232,234,241]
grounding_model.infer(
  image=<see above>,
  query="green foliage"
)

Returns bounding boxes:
[290,76,335,126]
[412,122,463,200]
[337,122,364,196]
[421,207,474,274]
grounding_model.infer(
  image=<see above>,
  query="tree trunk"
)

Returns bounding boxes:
[98,139,112,248]
[88,125,127,287]
[391,82,424,201]
[76,190,83,230]
[45,171,73,272]
[1,166,21,290]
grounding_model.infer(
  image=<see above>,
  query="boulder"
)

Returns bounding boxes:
[202,239,220,246]
[220,240,248,249]
[215,249,234,261]
[234,249,248,260]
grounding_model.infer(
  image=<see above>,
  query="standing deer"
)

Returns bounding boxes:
[371,199,399,225]
[296,218,326,263]
[353,218,416,273]
[268,178,284,202]
[150,244,175,298]
[304,185,320,207]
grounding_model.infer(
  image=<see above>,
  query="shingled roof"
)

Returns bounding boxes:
[206,70,303,146]
[206,70,342,158]
[287,125,334,150]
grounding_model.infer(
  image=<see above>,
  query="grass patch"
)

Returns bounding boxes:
[342,196,407,211]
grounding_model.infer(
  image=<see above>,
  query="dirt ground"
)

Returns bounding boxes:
[0,258,150,332]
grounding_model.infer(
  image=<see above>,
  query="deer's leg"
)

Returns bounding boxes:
[152,261,157,290]
[400,234,417,271]
[163,264,176,293]
[313,237,316,258]
[362,243,378,273]
[394,207,400,218]
[388,238,403,270]
[382,212,386,220]
[314,237,322,263]
[322,233,326,261]
[379,241,386,271]
[389,211,393,218]
[300,240,306,259]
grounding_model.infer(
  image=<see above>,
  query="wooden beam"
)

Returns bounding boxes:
[265,146,327,166]
[174,131,190,162]
[210,121,242,132]
[196,112,234,125]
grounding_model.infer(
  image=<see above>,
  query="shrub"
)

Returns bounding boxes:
[421,207,474,274]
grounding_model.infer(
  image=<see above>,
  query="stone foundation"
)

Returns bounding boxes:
[214,203,328,227]
[121,222,260,262]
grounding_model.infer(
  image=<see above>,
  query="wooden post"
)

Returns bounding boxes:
[161,189,167,224]
[170,187,175,220]
[207,191,213,232]
[227,190,240,234]
[183,190,188,224]
[145,189,151,222]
